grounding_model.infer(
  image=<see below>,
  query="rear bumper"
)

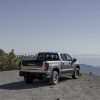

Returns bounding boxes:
[19,70,51,78]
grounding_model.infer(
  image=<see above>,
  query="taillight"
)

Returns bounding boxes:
[44,63,49,71]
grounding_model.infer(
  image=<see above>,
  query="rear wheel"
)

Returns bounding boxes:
[24,76,33,84]
[49,71,59,85]
[72,68,80,79]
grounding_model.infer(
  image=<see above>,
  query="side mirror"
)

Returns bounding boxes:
[72,58,77,62]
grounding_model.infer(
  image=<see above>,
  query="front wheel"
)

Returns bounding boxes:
[49,71,59,85]
[72,68,80,79]
[24,76,33,84]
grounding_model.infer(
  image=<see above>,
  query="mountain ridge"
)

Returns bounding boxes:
[80,64,100,76]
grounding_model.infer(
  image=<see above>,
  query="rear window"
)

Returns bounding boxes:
[37,53,59,61]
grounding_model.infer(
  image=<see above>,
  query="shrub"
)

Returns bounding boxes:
[0,49,20,71]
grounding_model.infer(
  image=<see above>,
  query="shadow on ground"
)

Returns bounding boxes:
[0,77,72,90]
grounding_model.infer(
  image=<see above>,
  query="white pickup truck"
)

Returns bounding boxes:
[19,52,80,85]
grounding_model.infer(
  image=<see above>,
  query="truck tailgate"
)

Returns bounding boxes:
[22,60,43,69]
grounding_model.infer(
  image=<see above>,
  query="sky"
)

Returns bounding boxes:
[0,0,100,54]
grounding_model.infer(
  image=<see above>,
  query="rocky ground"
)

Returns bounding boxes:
[0,70,100,100]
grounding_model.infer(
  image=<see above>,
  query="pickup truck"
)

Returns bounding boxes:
[19,52,80,85]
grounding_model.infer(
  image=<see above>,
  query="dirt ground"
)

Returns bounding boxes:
[0,70,100,100]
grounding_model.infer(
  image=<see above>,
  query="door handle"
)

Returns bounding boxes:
[62,63,64,65]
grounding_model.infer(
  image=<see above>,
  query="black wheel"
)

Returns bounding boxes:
[24,76,33,84]
[72,68,80,79]
[49,71,59,85]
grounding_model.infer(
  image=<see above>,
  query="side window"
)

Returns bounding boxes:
[66,54,72,61]
[60,54,67,61]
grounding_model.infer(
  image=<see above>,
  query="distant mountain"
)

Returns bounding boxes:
[80,64,100,76]
[72,54,100,66]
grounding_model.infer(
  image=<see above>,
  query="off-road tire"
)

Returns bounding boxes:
[24,76,33,84]
[49,71,59,85]
[72,68,80,79]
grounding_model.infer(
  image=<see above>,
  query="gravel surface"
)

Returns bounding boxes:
[0,70,100,100]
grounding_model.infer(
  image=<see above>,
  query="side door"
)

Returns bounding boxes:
[65,54,74,74]
[60,54,71,74]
